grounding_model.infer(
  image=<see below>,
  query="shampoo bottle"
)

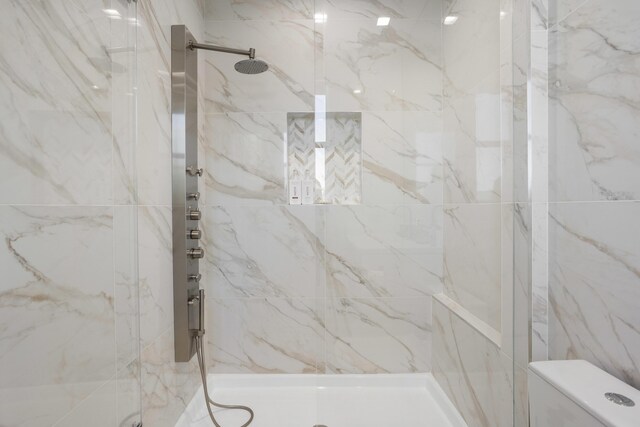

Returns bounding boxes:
[289,170,302,205]
[302,170,315,205]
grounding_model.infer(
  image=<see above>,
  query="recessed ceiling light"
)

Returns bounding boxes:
[377,16,391,26]
[314,13,327,23]
[500,10,507,18]
[353,89,362,94]
[443,15,458,25]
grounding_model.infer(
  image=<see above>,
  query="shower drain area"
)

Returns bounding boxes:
[175,374,468,427]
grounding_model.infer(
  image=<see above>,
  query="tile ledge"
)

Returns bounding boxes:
[433,293,501,348]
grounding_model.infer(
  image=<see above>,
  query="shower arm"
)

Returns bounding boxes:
[187,41,255,59]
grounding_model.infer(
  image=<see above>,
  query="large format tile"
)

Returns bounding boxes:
[138,206,173,348]
[318,0,442,21]
[204,113,286,206]
[324,18,442,112]
[362,111,443,205]
[549,201,640,388]
[53,380,117,427]
[548,0,589,27]
[326,205,443,298]
[0,1,113,205]
[531,202,549,362]
[141,328,200,427]
[117,358,142,427]
[443,203,502,330]
[205,0,313,20]
[432,299,513,427]
[111,0,138,205]
[136,2,172,206]
[204,20,315,113]
[205,205,325,298]
[114,206,140,371]
[0,206,115,426]
[207,298,324,373]
[326,298,432,373]
[443,0,501,93]
[136,0,204,206]
[511,203,534,368]
[443,72,502,203]
[549,0,640,201]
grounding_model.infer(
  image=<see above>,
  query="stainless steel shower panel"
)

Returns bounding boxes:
[171,24,202,362]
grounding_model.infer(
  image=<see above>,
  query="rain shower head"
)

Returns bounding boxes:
[234,59,269,75]
[188,41,269,75]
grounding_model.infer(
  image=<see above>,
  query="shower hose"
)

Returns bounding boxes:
[194,335,255,427]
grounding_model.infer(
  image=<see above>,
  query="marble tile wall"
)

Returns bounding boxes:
[434,0,530,425]
[543,0,640,391]
[0,1,139,426]
[136,0,205,426]
[433,299,515,427]
[441,0,507,334]
[202,0,444,375]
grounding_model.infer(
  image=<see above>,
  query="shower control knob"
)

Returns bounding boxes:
[187,248,205,259]
[187,192,200,201]
[188,274,202,282]
[186,166,203,177]
[187,209,201,220]
[189,229,202,239]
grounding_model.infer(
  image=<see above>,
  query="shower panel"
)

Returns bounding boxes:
[171,24,204,362]
[170,23,266,364]
[171,24,260,427]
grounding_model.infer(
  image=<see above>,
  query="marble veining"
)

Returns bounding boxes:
[443,0,501,93]
[443,203,501,330]
[0,206,115,426]
[325,297,432,374]
[549,201,640,388]
[324,18,442,112]
[207,298,324,374]
[326,205,443,298]
[321,0,442,21]
[138,206,173,348]
[433,299,513,427]
[204,20,315,113]
[0,0,114,205]
[205,0,313,20]
[205,113,286,206]
[140,328,201,427]
[443,74,502,204]
[362,111,443,205]
[549,0,640,201]
[205,205,325,298]
[136,2,205,426]
[114,206,140,372]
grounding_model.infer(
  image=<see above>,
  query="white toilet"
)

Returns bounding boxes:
[529,360,640,427]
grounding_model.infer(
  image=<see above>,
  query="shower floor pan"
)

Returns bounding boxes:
[176,373,468,427]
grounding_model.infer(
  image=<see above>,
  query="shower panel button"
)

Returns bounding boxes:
[187,248,205,259]
[186,166,203,177]
[188,274,202,282]
[187,209,201,220]
[187,192,200,200]
[188,229,202,239]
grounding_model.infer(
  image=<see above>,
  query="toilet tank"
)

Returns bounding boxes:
[529,360,640,427]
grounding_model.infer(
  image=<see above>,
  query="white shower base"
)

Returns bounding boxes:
[176,373,467,427]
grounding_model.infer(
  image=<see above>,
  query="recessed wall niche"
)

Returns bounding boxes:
[287,112,362,205]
